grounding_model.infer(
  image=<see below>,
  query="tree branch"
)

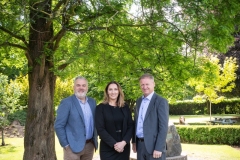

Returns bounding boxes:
[65,20,187,38]
[51,28,67,51]
[0,26,29,47]
[0,42,33,66]
[57,53,85,70]
[0,42,28,51]
[52,0,69,14]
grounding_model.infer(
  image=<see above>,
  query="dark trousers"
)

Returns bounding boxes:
[137,141,166,160]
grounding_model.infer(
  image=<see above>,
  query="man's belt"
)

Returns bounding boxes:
[137,137,144,142]
[86,139,92,143]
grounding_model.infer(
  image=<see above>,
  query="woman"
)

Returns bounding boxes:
[95,81,134,160]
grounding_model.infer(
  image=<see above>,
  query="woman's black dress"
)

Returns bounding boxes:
[97,104,131,160]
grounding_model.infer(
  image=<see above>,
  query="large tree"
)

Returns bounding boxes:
[1,0,240,159]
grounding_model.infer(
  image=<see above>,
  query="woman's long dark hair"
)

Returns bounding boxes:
[103,81,125,107]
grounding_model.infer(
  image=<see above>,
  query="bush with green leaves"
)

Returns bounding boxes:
[176,125,240,145]
[0,73,23,129]
[7,109,27,126]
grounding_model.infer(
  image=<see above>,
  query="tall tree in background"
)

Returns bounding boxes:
[1,0,240,159]
[188,56,238,120]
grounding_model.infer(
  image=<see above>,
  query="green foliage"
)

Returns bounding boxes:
[188,56,238,119]
[188,56,238,103]
[14,75,28,108]
[54,77,73,108]
[177,0,240,53]
[0,73,23,144]
[1,0,240,103]
[170,98,240,115]
[7,109,27,126]
[176,125,240,145]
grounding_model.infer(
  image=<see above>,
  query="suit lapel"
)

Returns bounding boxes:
[144,93,157,121]
[88,98,95,117]
[136,98,142,118]
[71,95,84,121]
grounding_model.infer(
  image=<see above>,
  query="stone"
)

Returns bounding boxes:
[11,120,21,126]
[130,123,187,160]
[166,123,182,157]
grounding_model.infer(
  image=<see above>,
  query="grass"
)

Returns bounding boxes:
[0,115,239,160]
[0,138,24,160]
[182,143,240,160]
[0,136,98,160]
[1,138,239,160]
[0,136,65,160]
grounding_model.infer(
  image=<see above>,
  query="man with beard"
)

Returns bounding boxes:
[54,76,98,160]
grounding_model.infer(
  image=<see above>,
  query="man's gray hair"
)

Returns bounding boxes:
[139,73,154,81]
[74,76,88,84]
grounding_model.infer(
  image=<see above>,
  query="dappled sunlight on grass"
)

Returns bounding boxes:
[0,138,24,160]
[182,143,240,160]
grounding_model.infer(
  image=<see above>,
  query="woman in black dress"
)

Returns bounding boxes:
[95,81,134,160]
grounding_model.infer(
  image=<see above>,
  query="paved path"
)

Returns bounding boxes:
[92,155,100,160]
[92,151,137,160]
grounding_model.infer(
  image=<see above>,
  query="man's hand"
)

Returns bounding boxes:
[153,150,162,159]
[132,143,136,153]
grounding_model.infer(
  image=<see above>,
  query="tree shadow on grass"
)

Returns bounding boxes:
[0,145,17,153]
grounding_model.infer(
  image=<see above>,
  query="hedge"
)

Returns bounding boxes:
[176,125,240,145]
[170,98,240,115]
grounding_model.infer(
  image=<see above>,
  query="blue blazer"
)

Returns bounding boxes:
[133,93,169,154]
[54,95,98,153]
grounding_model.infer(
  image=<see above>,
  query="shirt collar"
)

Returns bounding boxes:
[142,91,154,100]
[75,95,88,104]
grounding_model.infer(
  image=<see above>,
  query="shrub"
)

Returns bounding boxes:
[8,109,27,126]
[176,125,240,145]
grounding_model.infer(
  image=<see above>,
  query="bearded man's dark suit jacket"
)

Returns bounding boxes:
[133,93,169,155]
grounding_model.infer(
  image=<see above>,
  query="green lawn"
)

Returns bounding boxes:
[0,137,62,160]
[0,136,99,160]
[182,143,240,160]
[1,115,239,160]
[1,138,240,160]
[0,138,24,160]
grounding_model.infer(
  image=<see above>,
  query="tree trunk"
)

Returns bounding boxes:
[23,68,56,160]
[209,101,212,121]
[1,129,5,146]
[125,99,136,114]
[23,1,57,159]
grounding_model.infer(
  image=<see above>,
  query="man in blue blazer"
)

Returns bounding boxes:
[54,76,98,160]
[132,73,169,160]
